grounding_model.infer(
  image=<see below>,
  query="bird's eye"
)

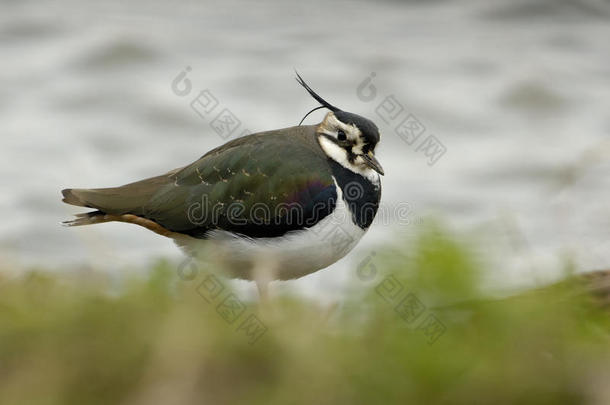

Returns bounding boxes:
[337,130,347,141]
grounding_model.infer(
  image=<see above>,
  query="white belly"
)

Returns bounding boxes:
[176,181,368,280]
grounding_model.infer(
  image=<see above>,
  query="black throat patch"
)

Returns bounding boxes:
[328,160,381,229]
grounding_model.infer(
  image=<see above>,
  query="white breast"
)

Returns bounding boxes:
[176,179,368,280]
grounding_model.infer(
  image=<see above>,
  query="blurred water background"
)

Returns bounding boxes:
[1,0,610,299]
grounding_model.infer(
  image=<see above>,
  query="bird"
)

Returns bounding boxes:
[61,73,384,295]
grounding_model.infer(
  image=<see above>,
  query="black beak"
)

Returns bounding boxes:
[362,152,384,176]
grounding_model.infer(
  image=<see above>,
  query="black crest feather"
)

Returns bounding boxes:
[295,71,341,126]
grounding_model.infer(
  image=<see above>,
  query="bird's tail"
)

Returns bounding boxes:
[61,185,154,214]
[62,186,127,226]
[61,181,177,238]
[61,188,121,228]
[61,210,112,227]
[61,169,178,220]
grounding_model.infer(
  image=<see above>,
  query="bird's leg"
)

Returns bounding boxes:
[252,256,278,305]
[319,301,340,327]
[256,279,269,303]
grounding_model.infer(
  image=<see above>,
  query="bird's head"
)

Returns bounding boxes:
[296,73,384,179]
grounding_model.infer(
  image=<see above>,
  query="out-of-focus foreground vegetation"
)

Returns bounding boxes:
[1,226,609,405]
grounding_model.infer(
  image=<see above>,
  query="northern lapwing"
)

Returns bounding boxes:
[62,73,383,293]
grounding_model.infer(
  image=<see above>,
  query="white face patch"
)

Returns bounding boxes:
[316,111,381,185]
[318,134,380,185]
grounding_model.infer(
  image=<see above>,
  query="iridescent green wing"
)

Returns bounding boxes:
[142,126,337,237]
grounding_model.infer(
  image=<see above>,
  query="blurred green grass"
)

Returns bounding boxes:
[1,225,609,405]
